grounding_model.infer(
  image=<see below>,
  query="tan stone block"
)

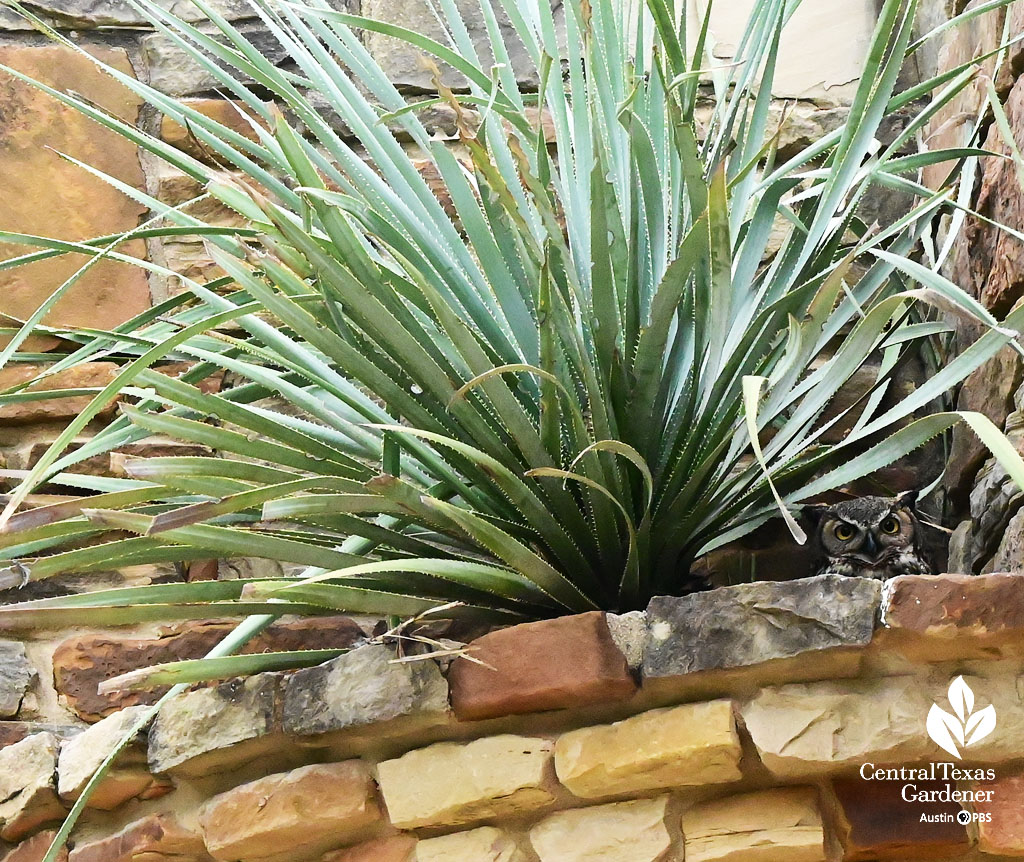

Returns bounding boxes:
[68,814,209,862]
[57,706,170,810]
[199,761,382,862]
[376,735,557,829]
[682,788,825,862]
[0,46,150,352]
[0,732,64,842]
[414,827,525,862]
[321,835,417,862]
[0,364,120,425]
[554,700,741,798]
[530,796,673,862]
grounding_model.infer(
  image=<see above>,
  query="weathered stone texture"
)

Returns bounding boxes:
[415,827,525,862]
[320,835,417,862]
[681,788,825,862]
[958,76,1024,315]
[376,735,557,829]
[0,364,121,426]
[972,768,1024,855]
[554,700,741,798]
[57,705,170,810]
[0,1,255,28]
[0,733,64,842]
[67,814,210,862]
[0,641,34,718]
[0,723,79,752]
[644,576,880,680]
[2,830,68,862]
[830,778,968,860]
[161,98,267,163]
[147,674,281,776]
[199,761,382,862]
[883,572,1024,639]
[54,617,364,721]
[448,612,635,721]
[0,46,150,352]
[282,643,447,738]
[529,796,673,862]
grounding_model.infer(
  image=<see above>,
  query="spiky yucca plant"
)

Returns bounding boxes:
[0,0,1022,668]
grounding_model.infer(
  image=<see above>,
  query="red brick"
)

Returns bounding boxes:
[448,612,636,721]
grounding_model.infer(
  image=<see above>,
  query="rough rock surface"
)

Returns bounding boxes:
[282,643,448,737]
[1,830,68,862]
[67,814,210,862]
[830,778,968,860]
[415,827,525,862]
[161,98,267,164]
[320,835,417,862]
[529,796,673,862]
[0,0,256,28]
[883,572,1024,638]
[57,705,170,810]
[0,733,64,842]
[554,700,741,798]
[199,761,382,862]
[0,641,34,718]
[54,617,364,721]
[448,612,636,721]
[972,768,1024,855]
[681,788,826,862]
[0,45,150,352]
[147,674,281,776]
[644,575,880,679]
[0,365,121,426]
[376,734,557,829]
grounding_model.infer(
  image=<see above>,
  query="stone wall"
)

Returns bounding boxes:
[3,573,1024,860]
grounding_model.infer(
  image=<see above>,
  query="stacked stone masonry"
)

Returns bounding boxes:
[4,573,1024,860]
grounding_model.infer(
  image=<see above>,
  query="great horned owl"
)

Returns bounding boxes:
[804,491,934,580]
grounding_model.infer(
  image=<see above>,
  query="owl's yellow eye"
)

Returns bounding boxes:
[834,523,856,541]
[880,516,901,535]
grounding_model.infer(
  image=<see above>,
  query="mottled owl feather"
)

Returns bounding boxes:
[804,491,934,580]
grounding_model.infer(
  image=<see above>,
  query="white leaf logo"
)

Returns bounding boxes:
[926,677,996,759]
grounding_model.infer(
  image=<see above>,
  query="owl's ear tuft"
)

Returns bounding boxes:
[801,503,829,526]
[895,489,919,510]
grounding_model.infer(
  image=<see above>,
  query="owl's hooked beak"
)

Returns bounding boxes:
[862,532,879,557]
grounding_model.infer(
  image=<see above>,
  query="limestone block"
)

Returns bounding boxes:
[0,641,34,718]
[199,761,382,862]
[691,0,876,103]
[57,706,170,810]
[740,677,931,777]
[147,674,281,776]
[448,612,636,721]
[554,700,741,798]
[0,733,64,842]
[681,788,825,862]
[830,778,968,860]
[742,674,1024,777]
[54,617,363,721]
[415,827,525,862]
[644,575,880,683]
[67,814,210,862]
[283,644,447,738]
[0,46,150,353]
[161,98,268,164]
[530,796,673,862]
[0,723,80,752]
[376,735,557,829]
[605,610,646,670]
[973,768,1024,855]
